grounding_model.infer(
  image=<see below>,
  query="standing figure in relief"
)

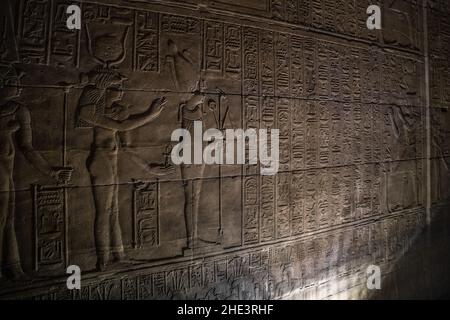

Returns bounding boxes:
[76,68,167,270]
[0,64,69,279]
[387,105,419,212]
[166,38,235,250]
[384,0,416,49]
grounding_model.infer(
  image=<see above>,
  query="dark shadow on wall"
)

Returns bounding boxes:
[369,208,450,300]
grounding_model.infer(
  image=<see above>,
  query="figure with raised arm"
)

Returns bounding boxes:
[76,68,167,270]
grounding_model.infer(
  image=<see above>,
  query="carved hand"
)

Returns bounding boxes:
[148,97,167,116]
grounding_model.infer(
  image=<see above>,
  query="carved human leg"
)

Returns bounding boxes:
[91,184,114,270]
[0,179,22,279]
[0,188,8,278]
[88,151,120,270]
[110,182,124,262]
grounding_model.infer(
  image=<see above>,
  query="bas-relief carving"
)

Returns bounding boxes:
[0,62,72,279]
[168,0,422,51]
[17,209,426,300]
[179,90,239,251]
[383,0,421,50]
[75,68,168,270]
[384,105,423,212]
[428,7,450,108]
[431,109,450,204]
[0,0,442,299]
[74,13,178,270]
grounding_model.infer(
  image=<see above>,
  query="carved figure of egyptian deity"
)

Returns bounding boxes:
[165,39,205,250]
[386,105,419,212]
[0,63,71,280]
[179,93,222,248]
[179,92,234,248]
[166,38,235,251]
[431,114,450,202]
[76,68,167,271]
[384,0,417,49]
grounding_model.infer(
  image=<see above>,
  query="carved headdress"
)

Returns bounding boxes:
[86,23,129,69]
[75,20,130,128]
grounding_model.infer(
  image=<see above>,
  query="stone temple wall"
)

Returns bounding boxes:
[0,0,449,299]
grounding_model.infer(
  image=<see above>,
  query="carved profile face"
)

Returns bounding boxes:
[102,83,130,121]
[207,99,217,112]
[106,85,124,103]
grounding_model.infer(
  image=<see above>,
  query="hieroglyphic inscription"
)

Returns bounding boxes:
[0,0,435,301]
[34,185,66,271]
[243,96,260,244]
[18,0,51,64]
[133,182,159,249]
[50,1,80,67]
[135,11,159,72]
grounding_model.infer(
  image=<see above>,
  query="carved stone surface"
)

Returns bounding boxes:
[0,0,448,299]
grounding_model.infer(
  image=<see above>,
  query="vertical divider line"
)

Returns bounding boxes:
[63,88,69,267]
[33,185,38,271]
[76,0,82,68]
[46,0,53,65]
[240,26,244,247]
[423,0,431,226]
[133,9,137,71]
[157,179,160,246]
[132,183,137,249]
